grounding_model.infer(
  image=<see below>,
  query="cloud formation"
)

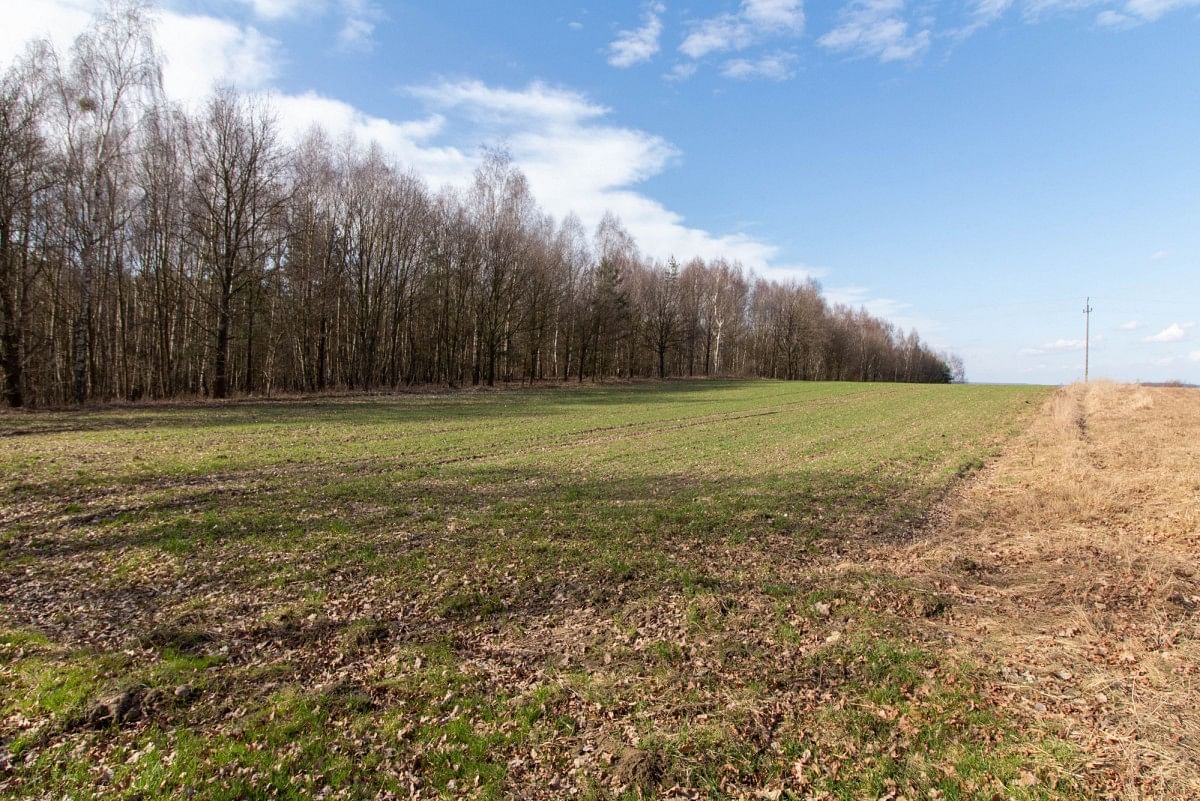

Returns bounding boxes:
[1020,338,1086,354]
[2,1,280,105]
[236,0,382,49]
[998,0,1200,28]
[826,286,940,336]
[272,74,803,272]
[238,0,322,20]
[407,80,798,270]
[838,0,1200,52]
[819,0,931,62]
[664,62,699,81]
[1144,322,1194,343]
[721,50,799,80]
[407,80,609,125]
[628,0,1191,77]
[335,1,384,52]
[679,0,805,59]
[1090,0,1200,26]
[608,2,666,67]
[972,0,1017,23]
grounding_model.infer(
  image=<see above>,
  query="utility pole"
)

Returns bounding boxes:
[1083,296,1093,383]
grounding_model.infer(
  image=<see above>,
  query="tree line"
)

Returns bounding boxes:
[0,4,962,408]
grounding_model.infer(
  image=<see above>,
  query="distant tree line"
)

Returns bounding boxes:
[0,4,962,408]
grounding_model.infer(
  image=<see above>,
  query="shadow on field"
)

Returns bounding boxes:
[1,397,561,436]
[0,380,867,437]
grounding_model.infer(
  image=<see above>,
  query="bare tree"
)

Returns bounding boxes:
[48,0,162,402]
[643,257,680,379]
[471,149,532,386]
[186,88,286,399]
[0,50,56,407]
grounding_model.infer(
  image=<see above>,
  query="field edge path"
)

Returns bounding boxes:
[862,383,1200,799]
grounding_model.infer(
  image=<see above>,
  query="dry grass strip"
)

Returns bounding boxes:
[864,382,1200,799]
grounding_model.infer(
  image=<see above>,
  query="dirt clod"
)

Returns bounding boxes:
[173,684,199,703]
[88,685,153,728]
[611,745,662,792]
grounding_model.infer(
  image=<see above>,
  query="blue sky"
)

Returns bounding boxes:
[6,0,1200,383]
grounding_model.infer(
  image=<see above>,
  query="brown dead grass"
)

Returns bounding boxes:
[865,382,1200,799]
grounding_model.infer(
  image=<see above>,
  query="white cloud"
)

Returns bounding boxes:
[154,13,280,102]
[420,88,677,190]
[271,93,470,188]
[1028,0,1200,25]
[1021,338,1086,354]
[954,0,1015,35]
[680,0,804,59]
[1151,249,1170,261]
[1144,322,1194,343]
[608,2,665,68]
[721,50,798,80]
[1119,320,1140,330]
[0,0,96,65]
[665,62,699,81]
[1190,351,1200,363]
[1096,8,1138,25]
[945,0,1200,39]
[236,0,383,50]
[0,1,280,104]
[826,286,939,334]
[338,16,375,50]
[239,0,323,20]
[1023,0,1107,20]
[406,80,609,125]
[403,79,796,271]
[335,1,384,52]
[1104,0,1200,21]
[743,0,808,27]
[819,0,931,63]
[974,0,1018,20]
[568,21,584,31]
[1118,0,1200,21]
[744,0,811,25]
[681,16,758,58]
